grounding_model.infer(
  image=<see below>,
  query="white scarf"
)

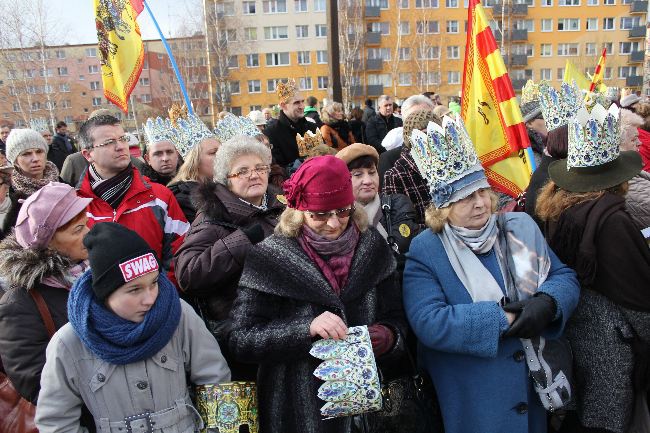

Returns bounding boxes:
[361,194,388,240]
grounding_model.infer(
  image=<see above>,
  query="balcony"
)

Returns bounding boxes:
[364,6,381,17]
[630,0,648,13]
[512,29,528,41]
[511,78,528,90]
[493,3,528,15]
[349,85,364,97]
[629,26,646,38]
[366,58,383,70]
[630,50,645,63]
[504,54,528,67]
[626,75,644,87]
[367,84,384,96]
[365,32,381,45]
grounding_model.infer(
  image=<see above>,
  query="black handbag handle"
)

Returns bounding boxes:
[380,194,399,254]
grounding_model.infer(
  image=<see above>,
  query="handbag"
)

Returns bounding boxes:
[0,290,56,433]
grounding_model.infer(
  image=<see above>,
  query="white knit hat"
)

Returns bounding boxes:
[6,129,49,163]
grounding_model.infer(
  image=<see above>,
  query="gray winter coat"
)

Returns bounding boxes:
[626,171,650,231]
[229,228,408,433]
[35,300,231,433]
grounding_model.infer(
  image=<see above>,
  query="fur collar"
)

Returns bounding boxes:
[0,233,73,290]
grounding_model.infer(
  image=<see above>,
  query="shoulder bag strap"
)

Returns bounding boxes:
[380,194,399,253]
[29,290,56,339]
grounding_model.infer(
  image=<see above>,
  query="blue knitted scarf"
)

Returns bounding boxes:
[67,270,181,365]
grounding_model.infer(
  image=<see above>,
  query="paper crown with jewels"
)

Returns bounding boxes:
[142,117,178,147]
[567,102,620,169]
[521,80,545,105]
[538,82,582,131]
[213,113,261,143]
[29,118,49,132]
[167,104,215,157]
[276,78,297,104]
[410,116,490,208]
[296,129,325,157]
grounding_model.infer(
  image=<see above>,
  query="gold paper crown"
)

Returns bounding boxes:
[276,79,297,103]
[168,104,189,127]
[296,129,325,157]
[521,80,546,105]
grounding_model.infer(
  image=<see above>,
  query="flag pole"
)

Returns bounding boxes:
[589,48,607,93]
[142,0,194,115]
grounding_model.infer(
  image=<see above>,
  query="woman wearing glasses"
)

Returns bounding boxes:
[174,135,285,381]
[229,155,407,433]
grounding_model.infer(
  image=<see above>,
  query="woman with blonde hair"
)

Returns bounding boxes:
[320,102,355,149]
[229,155,407,432]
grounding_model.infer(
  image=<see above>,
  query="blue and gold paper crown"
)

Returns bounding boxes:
[143,117,178,147]
[567,102,620,169]
[29,118,49,132]
[410,116,489,208]
[173,113,215,158]
[213,113,261,143]
[539,82,581,131]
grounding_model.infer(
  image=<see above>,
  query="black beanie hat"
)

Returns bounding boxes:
[83,222,160,301]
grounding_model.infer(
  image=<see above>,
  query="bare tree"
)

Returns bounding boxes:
[338,0,364,111]
[389,5,403,98]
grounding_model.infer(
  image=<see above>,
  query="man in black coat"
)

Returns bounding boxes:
[47,121,75,171]
[264,80,318,168]
[365,95,402,155]
[0,124,11,159]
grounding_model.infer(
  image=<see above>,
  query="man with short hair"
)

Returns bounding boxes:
[365,95,403,154]
[48,121,76,171]
[262,107,273,121]
[0,124,11,157]
[141,140,180,186]
[264,79,318,168]
[76,115,189,276]
[304,96,323,127]
[361,99,375,123]
[422,91,442,106]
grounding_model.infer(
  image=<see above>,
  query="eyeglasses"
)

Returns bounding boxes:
[227,165,270,179]
[306,206,355,222]
[92,135,130,149]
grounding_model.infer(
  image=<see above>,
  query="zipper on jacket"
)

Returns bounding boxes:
[113,209,117,222]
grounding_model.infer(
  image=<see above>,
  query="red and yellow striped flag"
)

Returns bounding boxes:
[589,48,607,92]
[94,0,145,112]
[460,0,533,198]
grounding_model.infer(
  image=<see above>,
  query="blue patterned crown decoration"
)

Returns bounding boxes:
[538,81,581,131]
[143,117,178,147]
[29,118,50,132]
[567,102,620,170]
[213,113,261,143]
[173,113,215,158]
[410,116,490,208]
[310,326,382,419]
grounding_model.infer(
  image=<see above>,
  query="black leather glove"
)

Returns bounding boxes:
[241,224,264,244]
[503,293,557,339]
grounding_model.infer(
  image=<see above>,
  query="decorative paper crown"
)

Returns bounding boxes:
[521,80,545,105]
[213,113,261,143]
[539,82,581,131]
[195,382,258,433]
[143,117,178,147]
[173,113,215,158]
[29,118,49,132]
[410,116,490,208]
[567,102,620,169]
[296,130,325,157]
[276,79,297,104]
[582,90,611,111]
[168,104,188,127]
[311,326,382,419]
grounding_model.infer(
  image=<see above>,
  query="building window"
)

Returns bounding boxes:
[514,19,534,32]
[264,26,288,39]
[604,0,615,4]
[398,73,412,86]
[141,94,152,103]
[587,0,598,4]
[139,77,150,86]
[263,0,287,13]
[448,71,461,84]
[57,67,68,76]
[86,48,97,57]
[368,47,391,60]
[92,97,102,106]
[446,20,459,33]
[229,81,241,94]
[299,77,313,90]
[266,52,290,66]
[447,46,460,59]
[61,100,72,108]
[369,22,390,35]
[446,0,458,6]
[586,18,598,31]
[294,0,307,11]
[604,67,612,79]
[248,80,262,93]
[619,41,640,54]
[244,28,257,41]
[90,81,101,90]
[55,50,66,59]
[368,73,391,87]
[416,0,439,6]
[216,2,235,15]
[541,0,552,5]
[399,0,410,7]
[557,43,579,56]
[296,25,309,38]
[88,65,99,74]
[267,79,281,92]
[297,51,311,64]
[317,50,328,63]
[618,66,638,78]
[602,42,613,54]
[417,46,440,59]
[59,83,71,92]
[620,17,640,30]
[228,55,239,68]
[602,17,615,30]
[243,1,256,13]
[540,68,552,80]
[541,19,553,32]
[246,54,259,67]
[558,0,579,5]
[585,43,597,55]
[558,18,580,31]
[416,20,439,34]
[399,21,410,35]
[314,0,326,11]
[315,24,327,37]
[398,47,411,60]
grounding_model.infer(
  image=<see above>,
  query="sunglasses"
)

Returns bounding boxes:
[306,206,355,222]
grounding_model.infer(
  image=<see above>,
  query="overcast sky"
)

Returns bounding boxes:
[52,0,202,45]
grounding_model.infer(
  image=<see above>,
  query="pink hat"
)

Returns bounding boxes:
[15,182,93,249]
[282,155,354,211]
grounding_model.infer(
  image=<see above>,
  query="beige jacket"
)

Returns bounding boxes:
[35,300,231,433]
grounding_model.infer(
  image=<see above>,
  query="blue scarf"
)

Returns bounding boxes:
[68,270,182,365]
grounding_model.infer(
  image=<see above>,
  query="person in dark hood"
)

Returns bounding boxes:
[304,96,323,128]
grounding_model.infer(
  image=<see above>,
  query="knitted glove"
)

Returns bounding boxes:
[241,224,264,245]
[503,293,557,339]
[368,324,396,356]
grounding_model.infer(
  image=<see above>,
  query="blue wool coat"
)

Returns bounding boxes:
[403,223,579,433]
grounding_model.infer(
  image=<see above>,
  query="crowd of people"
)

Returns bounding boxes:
[0,77,648,433]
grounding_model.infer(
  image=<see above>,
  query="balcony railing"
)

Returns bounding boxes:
[512,29,528,41]
[629,26,646,38]
[511,78,529,90]
[367,84,384,96]
[364,6,381,17]
[630,50,645,62]
[630,1,648,13]
[366,58,383,70]
[626,75,644,87]
[366,32,381,45]
[504,54,528,66]
[349,85,364,97]
[493,3,528,15]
